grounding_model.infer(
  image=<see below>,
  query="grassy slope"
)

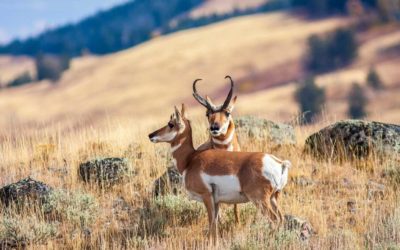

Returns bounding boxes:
[0,56,34,87]
[1,12,399,134]
[0,12,348,131]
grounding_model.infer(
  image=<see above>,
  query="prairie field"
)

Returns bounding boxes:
[0,7,400,250]
[0,112,399,249]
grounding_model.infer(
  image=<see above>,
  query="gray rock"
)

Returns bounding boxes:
[305,120,400,161]
[347,200,357,213]
[367,181,385,199]
[153,166,182,196]
[234,116,296,146]
[78,157,131,187]
[0,177,52,207]
[284,214,314,240]
[292,176,316,187]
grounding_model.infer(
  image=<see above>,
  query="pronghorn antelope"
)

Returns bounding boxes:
[148,104,291,241]
[193,76,241,222]
[193,76,240,152]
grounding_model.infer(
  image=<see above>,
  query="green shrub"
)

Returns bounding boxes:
[35,54,70,82]
[348,83,367,119]
[138,195,204,237]
[43,189,98,228]
[0,215,57,247]
[306,28,358,73]
[295,77,326,124]
[230,220,299,249]
[366,67,384,90]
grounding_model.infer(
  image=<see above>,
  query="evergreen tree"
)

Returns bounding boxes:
[295,77,326,124]
[35,54,71,82]
[348,83,367,118]
[306,28,358,72]
[366,67,384,89]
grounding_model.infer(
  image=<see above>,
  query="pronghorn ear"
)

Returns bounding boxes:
[181,103,187,119]
[174,106,184,125]
[227,95,237,112]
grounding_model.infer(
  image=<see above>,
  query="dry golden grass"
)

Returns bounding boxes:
[0,56,35,86]
[0,11,400,248]
[0,113,399,249]
[0,12,348,131]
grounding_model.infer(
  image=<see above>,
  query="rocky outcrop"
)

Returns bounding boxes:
[284,214,314,240]
[153,166,183,196]
[78,157,131,186]
[234,116,296,146]
[0,177,52,207]
[305,120,400,161]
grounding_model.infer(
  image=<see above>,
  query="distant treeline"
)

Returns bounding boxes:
[0,0,291,57]
[0,0,396,58]
[0,0,203,56]
[164,0,291,34]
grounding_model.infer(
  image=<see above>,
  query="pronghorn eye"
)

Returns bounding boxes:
[168,122,174,128]
[225,111,231,117]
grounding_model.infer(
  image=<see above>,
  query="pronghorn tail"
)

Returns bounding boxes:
[280,160,291,190]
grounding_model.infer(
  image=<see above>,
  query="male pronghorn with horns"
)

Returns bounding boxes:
[193,76,241,222]
[148,104,291,241]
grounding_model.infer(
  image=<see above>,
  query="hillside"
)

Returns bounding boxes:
[1,11,400,134]
[0,12,348,131]
[0,56,34,87]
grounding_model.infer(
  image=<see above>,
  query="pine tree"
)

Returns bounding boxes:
[366,67,384,89]
[295,77,326,124]
[348,83,367,118]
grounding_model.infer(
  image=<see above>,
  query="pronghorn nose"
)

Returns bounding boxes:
[148,132,156,139]
[210,124,220,131]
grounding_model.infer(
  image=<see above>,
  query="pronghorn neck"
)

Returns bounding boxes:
[171,120,195,174]
[211,118,236,150]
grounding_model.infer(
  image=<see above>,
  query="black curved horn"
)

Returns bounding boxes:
[192,78,213,110]
[221,75,234,110]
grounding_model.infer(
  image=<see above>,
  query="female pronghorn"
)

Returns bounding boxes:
[148,104,291,241]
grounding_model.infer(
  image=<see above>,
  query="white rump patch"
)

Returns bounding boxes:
[200,173,248,204]
[261,154,290,191]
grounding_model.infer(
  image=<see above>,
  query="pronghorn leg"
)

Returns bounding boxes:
[211,184,220,242]
[260,197,279,229]
[250,199,274,226]
[202,193,217,244]
[270,192,283,227]
[233,204,239,224]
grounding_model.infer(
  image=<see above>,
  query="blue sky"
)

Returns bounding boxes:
[0,0,129,45]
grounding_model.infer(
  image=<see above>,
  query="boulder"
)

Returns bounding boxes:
[234,116,296,146]
[153,166,183,196]
[284,214,314,241]
[78,157,131,186]
[305,120,400,161]
[0,177,52,207]
[367,181,385,199]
